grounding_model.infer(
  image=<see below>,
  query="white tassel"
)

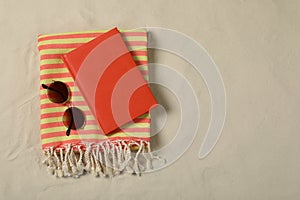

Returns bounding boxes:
[120,141,132,172]
[100,143,110,177]
[61,147,70,177]
[83,144,91,172]
[42,140,159,178]
[142,144,151,170]
[133,141,143,175]
[111,143,120,176]
[97,145,105,177]
[68,148,77,176]
[76,146,84,176]
[90,150,96,176]
[115,141,123,172]
[44,148,55,175]
[53,149,63,178]
[126,143,134,173]
[92,147,100,177]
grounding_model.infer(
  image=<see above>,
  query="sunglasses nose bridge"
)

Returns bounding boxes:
[64,101,72,107]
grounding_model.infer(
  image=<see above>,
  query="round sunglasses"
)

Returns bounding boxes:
[41,81,85,136]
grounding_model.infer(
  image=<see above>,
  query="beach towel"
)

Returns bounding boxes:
[38,28,155,178]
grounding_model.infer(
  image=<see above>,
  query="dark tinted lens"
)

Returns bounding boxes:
[47,81,69,104]
[63,107,85,130]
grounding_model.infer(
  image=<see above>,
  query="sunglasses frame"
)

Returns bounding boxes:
[42,81,86,136]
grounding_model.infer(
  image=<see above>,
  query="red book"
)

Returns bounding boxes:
[62,27,157,134]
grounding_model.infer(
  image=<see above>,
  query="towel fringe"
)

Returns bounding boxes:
[41,140,158,178]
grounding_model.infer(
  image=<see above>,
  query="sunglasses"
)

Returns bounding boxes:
[41,81,86,136]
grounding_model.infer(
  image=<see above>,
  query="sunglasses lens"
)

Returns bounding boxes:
[63,107,85,130]
[47,81,69,104]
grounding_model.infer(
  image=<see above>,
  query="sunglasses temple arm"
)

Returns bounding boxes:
[66,117,73,136]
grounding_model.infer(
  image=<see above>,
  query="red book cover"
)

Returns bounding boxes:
[62,27,157,134]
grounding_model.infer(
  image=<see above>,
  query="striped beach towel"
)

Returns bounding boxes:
[38,29,154,178]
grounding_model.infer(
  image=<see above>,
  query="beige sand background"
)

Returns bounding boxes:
[0,0,300,199]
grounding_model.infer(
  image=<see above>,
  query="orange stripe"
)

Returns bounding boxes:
[40,111,150,121]
[133,118,150,123]
[40,54,64,60]
[40,72,72,80]
[41,131,99,140]
[41,110,93,119]
[38,41,146,51]
[41,112,64,119]
[41,122,64,129]
[135,61,148,65]
[40,111,150,122]
[40,91,83,100]
[40,63,66,70]
[41,116,150,124]
[41,119,149,130]
[111,127,150,133]
[40,101,86,109]
[40,50,146,61]
[41,120,98,130]
[40,71,148,89]
[38,33,102,43]
[40,82,75,89]
[36,61,149,69]
[41,127,150,139]
[42,136,150,149]
[38,32,146,43]
[130,51,147,56]
[38,43,84,50]
[124,41,147,46]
